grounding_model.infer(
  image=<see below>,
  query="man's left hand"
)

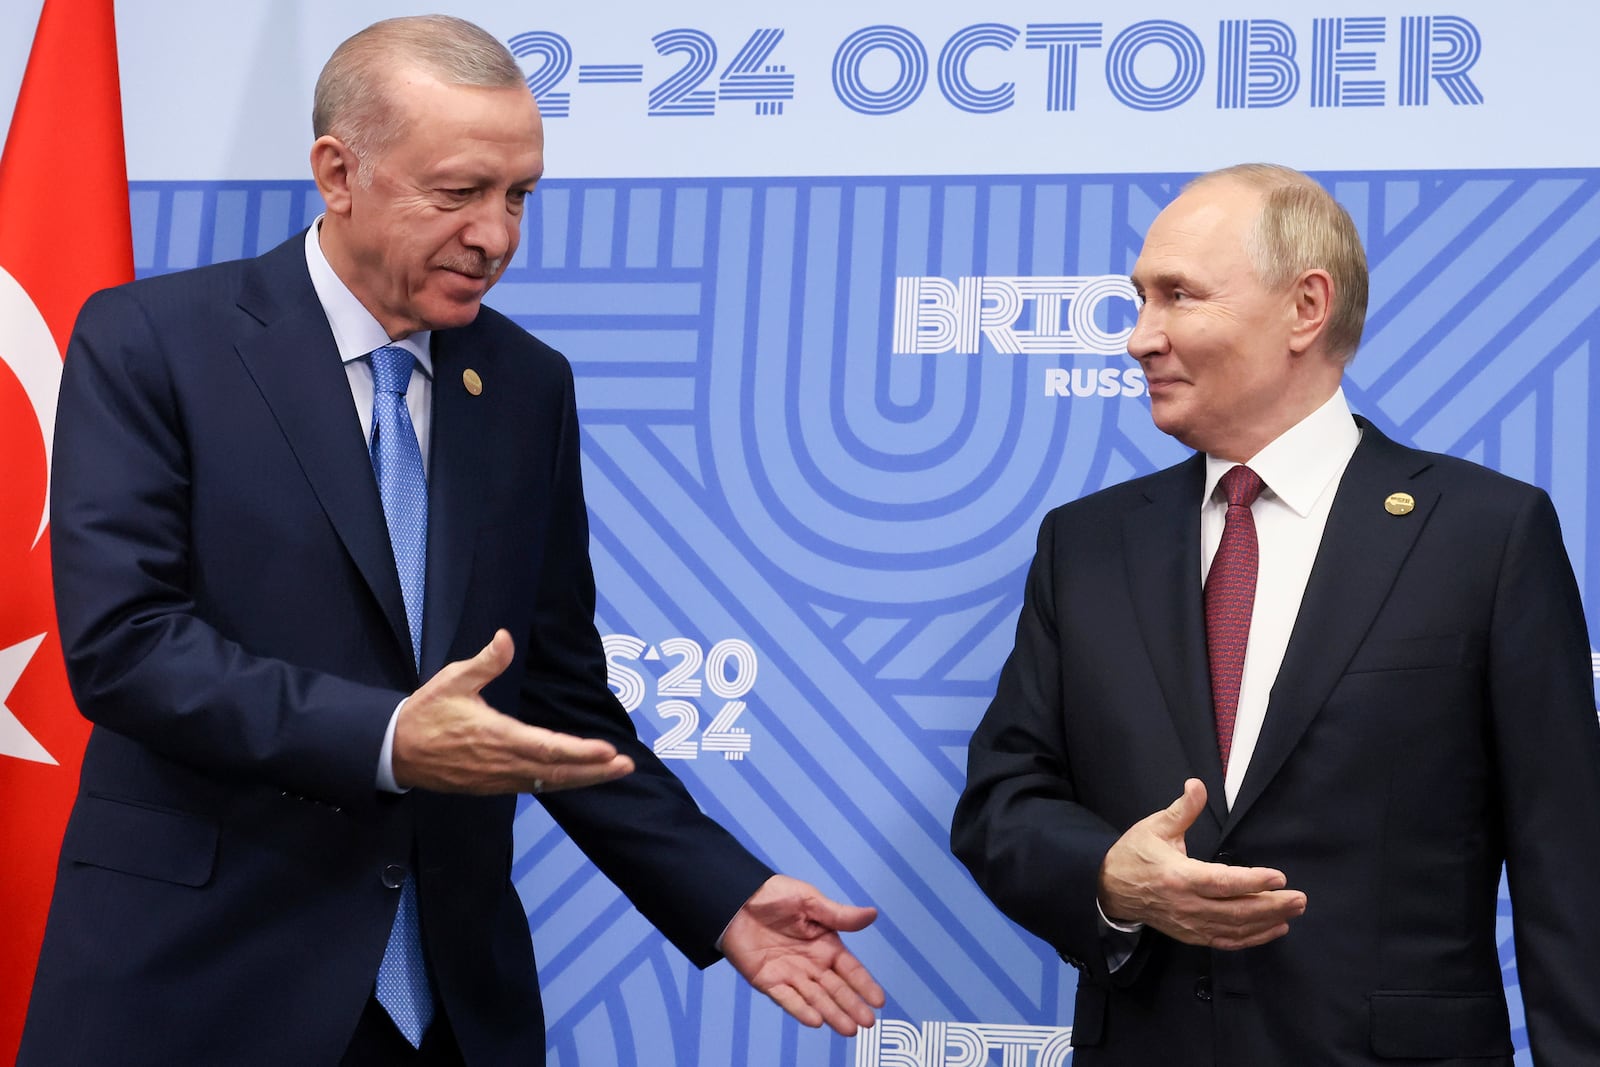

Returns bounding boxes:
[722,874,886,1036]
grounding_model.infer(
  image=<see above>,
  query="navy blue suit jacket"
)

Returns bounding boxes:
[952,420,1600,1065]
[21,233,772,1065]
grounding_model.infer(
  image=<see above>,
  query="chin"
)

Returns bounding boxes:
[1147,401,1183,436]
[422,300,485,331]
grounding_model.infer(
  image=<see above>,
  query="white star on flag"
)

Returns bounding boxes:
[0,634,54,765]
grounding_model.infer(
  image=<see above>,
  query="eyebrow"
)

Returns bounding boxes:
[1131,270,1190,292]
[423,165,543,189]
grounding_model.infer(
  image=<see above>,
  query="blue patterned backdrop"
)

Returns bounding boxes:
[0,0,1589,1059]
[125,170,1597,1064]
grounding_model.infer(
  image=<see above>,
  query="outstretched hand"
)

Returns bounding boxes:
[1098,778,1306,950]
[722,875,886,1036]
[392,629,635,794]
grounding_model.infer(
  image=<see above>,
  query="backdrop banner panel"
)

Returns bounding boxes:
[3,4,1595,1065]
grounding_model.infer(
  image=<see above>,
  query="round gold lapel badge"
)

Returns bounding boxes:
[463,369,483,396]
[1384,492,1415,516]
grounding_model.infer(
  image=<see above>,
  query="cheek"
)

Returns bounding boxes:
[415,230,463,274]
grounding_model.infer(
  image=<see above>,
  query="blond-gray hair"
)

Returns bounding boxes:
[1189,163,1369,362]
[312,15,525,183]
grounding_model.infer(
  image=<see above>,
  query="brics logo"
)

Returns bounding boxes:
[892,275,1135,356]
[892,274,1145,398]
[855,1019,1074,1066]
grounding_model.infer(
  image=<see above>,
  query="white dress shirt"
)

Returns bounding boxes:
[303,221,433,792]
[1100,387,1362,959]
[303,221,434,472]
[1202,388,1362,807]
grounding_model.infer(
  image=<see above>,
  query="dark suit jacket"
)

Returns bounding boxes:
[20,233,773,1066]
[952,418,1600,1065]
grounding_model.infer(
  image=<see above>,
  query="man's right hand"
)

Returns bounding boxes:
[392,629,635,794]
[1097,778,1305,950]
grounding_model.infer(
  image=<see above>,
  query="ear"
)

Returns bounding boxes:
[310,135,358,217]
[1286,268,1334,355]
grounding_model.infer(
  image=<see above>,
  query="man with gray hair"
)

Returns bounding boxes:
[952,163,1600,1063]
[22,15,882,1065]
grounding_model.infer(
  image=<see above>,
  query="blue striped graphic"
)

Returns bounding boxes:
[509,31,574,118]
[1105,20,1205,112]
[128,170,1594,1067]
[1024,23,1102,113]
[577,63,645,85]
[833,26,929,116]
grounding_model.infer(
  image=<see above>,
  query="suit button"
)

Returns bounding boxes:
[1194,977,1212,1001]
[1214,850,1235,865]
[382,864,407,889]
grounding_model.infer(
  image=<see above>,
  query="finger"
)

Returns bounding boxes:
[800,972,869,1037]
[504,721,623,767]
[1260,888,1307,919]
[452,629,515,694]
[1209,888,1305,925]
[1211,921,1294,951]
[831,949,887,1010]
[1155,778,1208,839]
[773,944,883,1034]
[1174,888,1306,942]
[1204,891,1306,948]
[532,753,635,793]
[1189,860,1290,898]
[805,899,878,935]
[764,981,824,1030]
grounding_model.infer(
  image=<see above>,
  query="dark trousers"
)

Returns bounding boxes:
[341,995,466,1067]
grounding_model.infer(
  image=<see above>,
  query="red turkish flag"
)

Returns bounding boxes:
[0,0,133,1056]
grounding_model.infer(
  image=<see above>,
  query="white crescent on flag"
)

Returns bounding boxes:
[0,263,60,549]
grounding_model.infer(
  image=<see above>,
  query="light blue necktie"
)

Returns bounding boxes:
[368,345,434,1046]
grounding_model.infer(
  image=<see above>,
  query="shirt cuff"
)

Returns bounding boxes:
[376,697,408,793]
[1096,897,1144,935]
[1096,897,1143,972]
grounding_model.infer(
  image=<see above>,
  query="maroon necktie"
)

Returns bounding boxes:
[1205,465,1266,772]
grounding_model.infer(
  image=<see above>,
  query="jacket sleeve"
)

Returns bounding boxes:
[51,285,401,811]
[950,509,1129,983]
[1487,489,1600,1060]
[514,356,773,966]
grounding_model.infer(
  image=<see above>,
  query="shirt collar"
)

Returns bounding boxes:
[303,218,433,378]
[1203,388,1361,517]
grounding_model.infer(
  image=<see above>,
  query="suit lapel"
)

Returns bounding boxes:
[1225,420,1437,830]
[232,237,414,672]
[1123,455,1230,829]
[420,330,488,677]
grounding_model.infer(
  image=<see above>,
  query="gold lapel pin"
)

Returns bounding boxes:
[1384,492,1415,516]
[463,368,483,396]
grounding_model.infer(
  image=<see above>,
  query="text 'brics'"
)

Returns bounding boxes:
[893,275,1136,357]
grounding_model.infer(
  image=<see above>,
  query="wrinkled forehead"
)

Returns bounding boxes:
[1134,182,1261,277]
[1158,180,1262,247]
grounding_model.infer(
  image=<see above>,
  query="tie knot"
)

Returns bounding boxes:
[1218,464,1265,509]
[371,345,414,396]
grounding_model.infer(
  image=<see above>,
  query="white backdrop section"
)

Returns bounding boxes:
[1,2,1599,177]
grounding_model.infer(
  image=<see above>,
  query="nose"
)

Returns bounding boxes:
[1127,303,1167,361]
[461,198,517,264]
